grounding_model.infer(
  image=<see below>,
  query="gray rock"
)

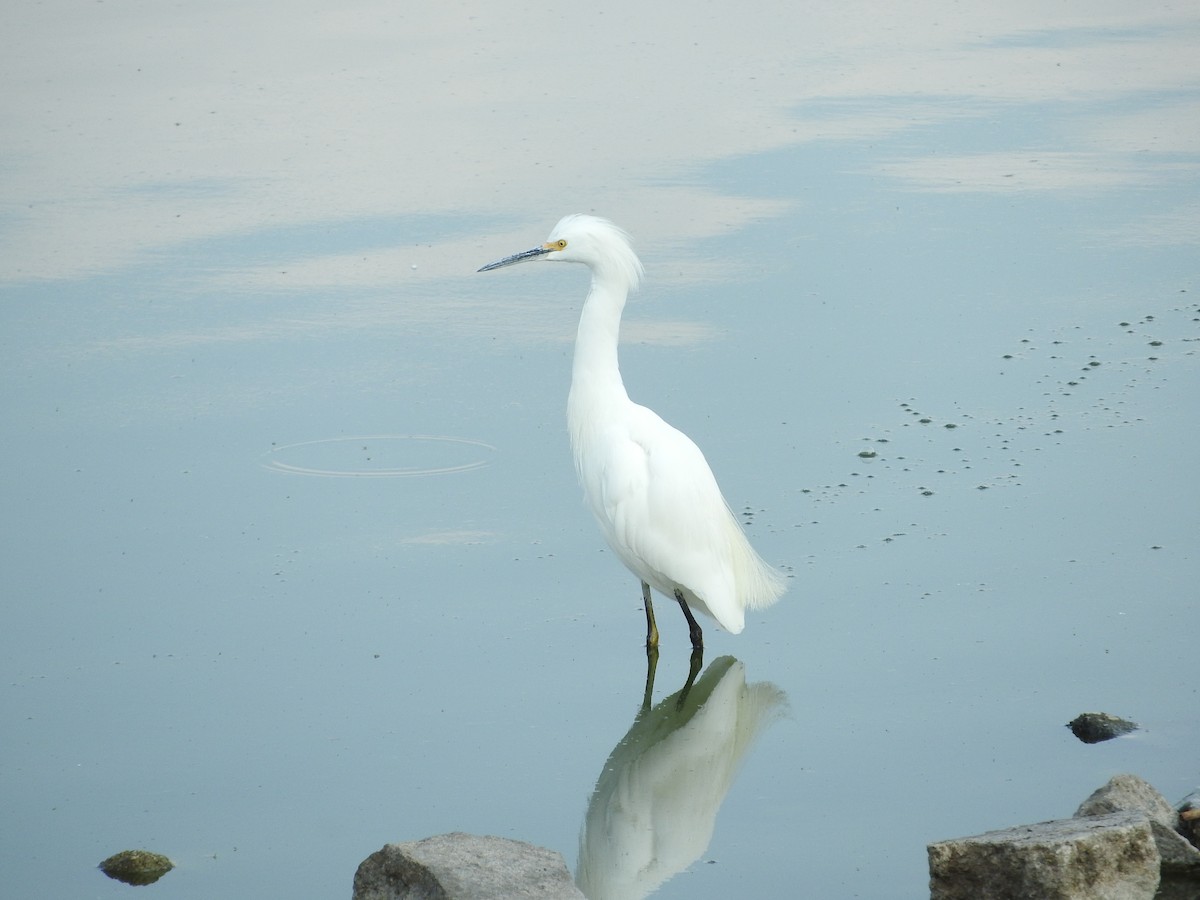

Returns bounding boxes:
[352,833,585,900]
[928,811,1160,900]
[1076,774,1178,828]
[1076,774,1200,875]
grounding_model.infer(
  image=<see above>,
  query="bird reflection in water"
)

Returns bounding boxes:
[576,656,787,899]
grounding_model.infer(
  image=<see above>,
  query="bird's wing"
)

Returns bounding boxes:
[595,404,744,629]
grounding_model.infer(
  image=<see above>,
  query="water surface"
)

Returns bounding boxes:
[2,2,1197,898]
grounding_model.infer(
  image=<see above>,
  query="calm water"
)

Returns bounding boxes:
[3,2,1198,898]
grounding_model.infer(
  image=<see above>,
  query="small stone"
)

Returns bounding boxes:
[1067,712,1138,743]
[98,849,174,885]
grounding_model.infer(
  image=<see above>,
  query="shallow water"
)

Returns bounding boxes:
[2,2,1198,898]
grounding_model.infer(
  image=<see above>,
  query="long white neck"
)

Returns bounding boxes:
[567,273,631,460]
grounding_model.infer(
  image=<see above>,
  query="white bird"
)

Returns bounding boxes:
[479,215,785,652]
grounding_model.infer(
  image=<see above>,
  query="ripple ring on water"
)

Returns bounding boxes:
[260,434,496,478]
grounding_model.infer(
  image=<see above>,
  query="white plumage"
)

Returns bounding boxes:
[480,215,785,649]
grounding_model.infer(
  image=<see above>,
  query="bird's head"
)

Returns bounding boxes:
[478,214,644,290]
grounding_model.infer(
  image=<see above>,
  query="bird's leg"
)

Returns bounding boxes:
[641,582,660,710]
[673,588,704,652]
[641,581,659,651]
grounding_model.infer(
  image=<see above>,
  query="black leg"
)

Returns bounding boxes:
[642,581,659,651]
[673,588,704,652]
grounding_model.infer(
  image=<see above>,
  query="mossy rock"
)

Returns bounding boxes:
[98,849,174,885]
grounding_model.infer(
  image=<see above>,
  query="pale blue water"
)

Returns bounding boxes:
[2,3,1197,898]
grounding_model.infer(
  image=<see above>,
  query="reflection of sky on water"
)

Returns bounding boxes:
[4,2,1196,283]
[1,2,1197,899]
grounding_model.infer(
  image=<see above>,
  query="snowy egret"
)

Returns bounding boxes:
[478,215,785,652]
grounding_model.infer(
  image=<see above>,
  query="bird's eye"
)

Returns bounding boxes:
[552,239,567,250]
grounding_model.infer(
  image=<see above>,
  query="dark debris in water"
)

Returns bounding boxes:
[794,296,1195,540]
[1067,711,1139,744]
[98,849,174,886]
